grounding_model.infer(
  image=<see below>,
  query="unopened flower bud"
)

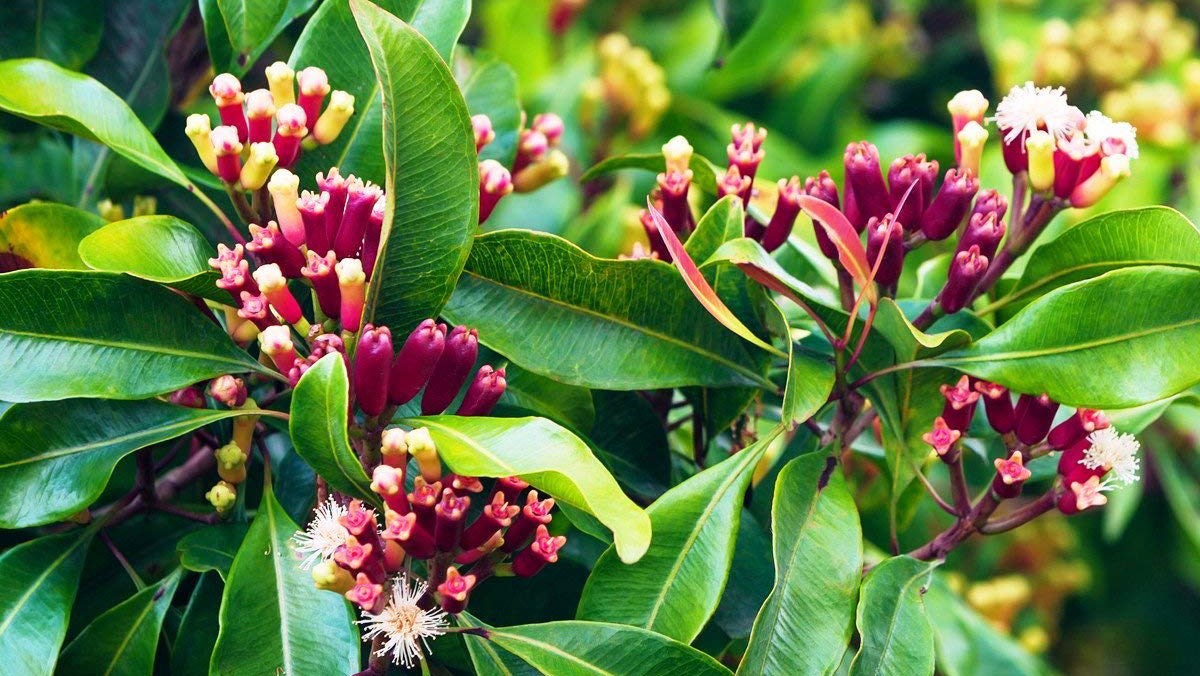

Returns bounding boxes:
[422,326,479,415]
[381,509,435,559]
[185,114,218,174]
[209,375,247,408]
[887,154,938,232]
[353,324,393,416]
[318,168,350,244]
[437,567,477,614]
[803,171,841,259]
[940,245,988,314]
[210,125,243,184]
[312,90,354,145]
[168,386,206,409]
[957,212,1005,261]
[265,61,296,107]
[252,262,304,325]
[956,122,988,179]
[363,195,385,278]
[461,491,519,551]
[345,573,384,610]
[1048,409,1109,450]
[245,89,276,144]
[335,258,365,331]
[760,176,802,252]
[1057,475,1107,515]
[502,490,555,552]
[948,90,989,163]
[297,190,331,254]
[844,141,890,225]
[381,428,408,468]
[332,536,375,572]
[727,124,765,180]
[921,168,979,240]
[237,291,275,330]
[974,380,1015,434]
[206,480,237,515]
[532,112,565,146]
[389,319,447,405]
[408,478,441,532]
[922,416,962,458]
[512,525,566,577]
[312,560,355,593]
[716,165,752,204]
[1025,130,1055,192]
[334,179,383,258]
[273,104,308,168]
[992,451,1031,499]
[479,160,513,223]
[662,135,693,175]
[434,489,470,552]
[267,169,306,247]
[1070,154,1130,208]
[301,250,341,319]
[259,324,297,372]
[240,142,278,191]
[939,375,979,433]
[971,188,1008,222]
[514,149,569,193]
[248,222,305,278]
[472,114,495,152]
[296,67,330,132]
[215,442,249,484]
[209,73,247,141]
[494,476,529,504]
[407,427,440,482]
[865,214,904,287]
[456,366,507,416]
[514,129,549,173]
[1052,131,1097,200]
[1013,393,1060,445]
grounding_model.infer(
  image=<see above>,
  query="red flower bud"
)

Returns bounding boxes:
[247,222,306,279]
[334,179,383,259]
[169,386,206,409]
[1013,393,1059,445]
[388,319,447,405]
[502,490,555,553]
[974,380,1015,434]
[939,375,979,433]
[245,89,275,144]
[408,478,442,533]
[272,104,307,168]
[922,416,961,458]
[363,195,385,279]
[461,492,519,551]
[494,476,529,504]
[939,245,988,314]
[381,509,435,559]
[512,525,566,577]
[296,67,330,131]
[437,567,477,614]
[920,168,979,241]
[865,213,904,287]
[1057,475,1108,515]
[844,141,890,225]
[345,572,383,611]
[479,160,513,223]
[803,171,841,259]
[761,176,803,252]
[887,154,938,231]
[472,114,495,152]
[353,324,393,416]
[301,250,341,319]
[434,489,470,552]
[209,375,247,408]
[957,212,1005,261]
[318,169,350,248]
[992,451,1031,499]
[421,326,479,415]
[1048,409,1110,450]
[456,366,507,416]
[209,74,248,142]
[297,190,331,257]
[237,291,275,330]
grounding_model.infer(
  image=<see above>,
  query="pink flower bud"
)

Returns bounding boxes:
[461,492,519,551]
[1056,438,1108,487]
[245,88,276,144]
[456,366,507,416]
[345,573,383,611]
[215,259,258,298]
[1048,409,1109,450]
[388,319,447,405]
[169,386,206,409]
[297,190,331,254]
[335,258,365,331]
[296,67,330,131]
[208,375,247,408]
[381,509,435,559]
[974,380,1015,434]
[494,476,529,504]
[247,222,305,278]
[922,416,961,457]
[472,114,495,152]
[939,244,988,314]
[865,213,904,288]
[502,490,554,553]
[939,375,979,433]
[656,169,694,234]
[957,211,1005,261]
[716,165,752,204]
[532,112,565,146]
[761,176,803,252]
[363,195,385,278]
[301,249,341,319]
[267,169,305,247]
[333,536,375,572]
[434,489,470,552]
[1013,393,1059,445]
[210,125,243,183]
[971,188,1008,222]
[258,325,297,373]
[371,464,408,513]
[210,74,248,142]
[992,451,1031,499]
[803,171,841,259]
[408,477,442,532]
[844,141,890,225]
[920,168,979,241]
[727,123,765,180]
[252,262,304,324]
[887,154,939,231]
[437,567,477,614]
[353,324,393,416]
[514,129,548,173]
[421,326,479,415]
[1057,475,1107,515]
[334,179,383,258]
[512,524,566,577]
[319,168,350,244]
[479,160,513,223]
[272,104,307,167]
[237,291,275,330]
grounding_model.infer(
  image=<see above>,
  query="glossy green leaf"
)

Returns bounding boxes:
[289,354,375,501]
[352,0,478,332]
[178,524,250,580]
[481,621,732,676]
[704,0,821,99]
[462,55,521,166]
[0,398,263,528]
[0,530,93,676]
[849,556,939,676]
[740,453,863,675]
[925,574,1051,676]
[172,573,224,676]
[497,363,596,432]
[0,59,188,187]
[210,485,360,675]
[402,414,652,563]
[0,202,105,270]
[1149,442,1200,553]
[0,0,103,69]
[0,270,267,402]
[78,216,230,302]
[935,267,1200,408]
[766,299,836,429]
[577,427,783,642]
[58,568,182,676]
[998,207,1200,311]
[588,390,670,499]
[458,611,539,676]
[398,0,471,61]
[685,194,747,263]
[443,230,771,389]
[201,0,316,75]
[580,152,721,194]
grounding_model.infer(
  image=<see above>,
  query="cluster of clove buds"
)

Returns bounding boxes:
[476,111,569,223]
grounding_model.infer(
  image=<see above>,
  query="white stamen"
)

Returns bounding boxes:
[358,576,448,667]
[993,82,1080,145]
[1080,427,1141,488]
[1084,111,1140,160]
[290,497,349,569]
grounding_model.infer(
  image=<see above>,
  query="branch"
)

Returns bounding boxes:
[979,490,1057,534]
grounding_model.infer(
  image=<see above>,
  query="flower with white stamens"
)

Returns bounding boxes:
[994,82,1081,144]
[1080,427,1141,487]
[358,576,448,668]
[290,497,349,569]
[1084,111,1139,160]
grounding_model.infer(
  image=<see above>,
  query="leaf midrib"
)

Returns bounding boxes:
[1009,257,1200,307]
[0,326,259,370]
[0,534,87,639]
[491,632,614,676]
[862,566,933,675]
[942,316,1200,364]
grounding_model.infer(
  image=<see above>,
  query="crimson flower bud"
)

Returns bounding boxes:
[210,125,243,184]
[209,73,247,142]
[887,154,938,231]
[434,489,470,552]
[939,375,979,433]
[1048,409,1109,450]
[422,326,479,415]
[273,104,307,168]
[319,168,350,244]
[461,492,519,551]
[639,208,671,261]
[216,260,257,299]
[727,123,765,180]
[512,525,567,577]
[501,490,555,553]
[803,171,841,259]
[334,179,383,258]
[297,190,331,255]
[449,474,483,494]
[245,88,276,144]
[252,263,304,324]
[388,319,447,405]
[844,141,890,225]
[380,427,409,470]
[456,366,507,416]
[494,476,529,505]
[1056,438,1107,486]
[479,160,513,223]
[920,168,979,240]
[957,212,1005,261]
[1057,475,1107,515]
[247,222,306,278]
[971,188,1008,222]
[532,112,565,146]
[408,477,442,533]
[333,536,375,574]
[267,169,305,247]
[363,195,385,278]
[209,375,247,408]
[514,129,548,173]
[301,250,341,319]
[656,169,693,235]
[382,509,435,559]
[345,573,383,611]
[169,386,206,409]
[370,464,407,513]
[456,531,503,565]
[865,214,904,287]
[922,416,961,458]
[437,567,477,614]
[1013,393,1060,445]
[237,291,275,330]
[761,176,803,252]
[353,324,393,416]
[992,451,1031,499]
[1052,131,1098,200]
[716,165,752,204]
[939,245,988,314]
[974,380,1015,434]
[296,67,330,132]
[259,325,297,373]
[472,114,495,152]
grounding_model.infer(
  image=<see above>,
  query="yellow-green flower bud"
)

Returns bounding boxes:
[312,560,355,593]
[239,142,279,191]
[407,427,441,482]
[215,442,249,484]
[205,480,237,515]
[312,90,355,145]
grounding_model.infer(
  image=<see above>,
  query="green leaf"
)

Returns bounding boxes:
[996,206,1200,311]
[78,216,231,302]
[461,54,521,166]
[0,0,104,69]
[398,0,471,61]
[201,0,316,75]
[704,0,821,100]
[925,574,1051,676]
[401,414,652,563]
[577,427,783,642]
[58,568,183,676]
[0,530,94,676]
[0,270,268,402]
[458,611,539,676]
[289,354,375,501]
[588,390,670,499]
[210,485,360,675]
[935,267,1200,408]
[443,230,771,390]
[178,524,249,580]
[0,59,188,187]
[580,152,721,194]
[1148,442,1200,553]
[849,556,939,676]
[497,363,596,432]
[0,202,105,270]
[740,453,863,675]
[352,0,478,332]
[0,398,263,528]
[172,573,224,676]
[480,621,732,676]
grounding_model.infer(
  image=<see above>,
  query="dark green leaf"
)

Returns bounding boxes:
[57,568,182,676]
[172,573,224,676]
[178,524,250,580]
[398,0,471,61]
[0,59,188,187]
[402,414,652,563]
[289,354,375,501]
[587,390,670,499]
[0,0,103,69]
[458,611,540,676]
[0,270,268,402]
[0,530,93,676]
[740,453,863,675]
[78,216,231,302]
[497,363,596,432]
[481,621,732,675]
[443,230,771,389]
[577,428,783,642]
[201,0,317,75]
[462,54,522,166]
[210,484,360,674]
[935,267,1200,407]
[0,202,105,270]
[849,556,939,676]
[352,0,479,332]
[0,398,264,528]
